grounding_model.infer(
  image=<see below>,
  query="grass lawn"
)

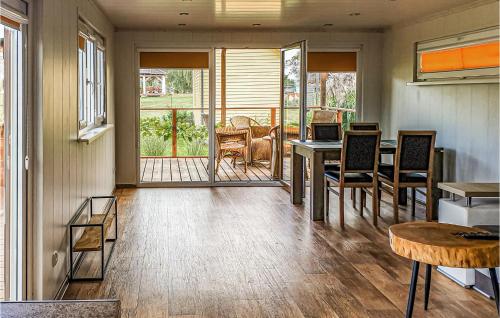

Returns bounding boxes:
[140,94,193,109]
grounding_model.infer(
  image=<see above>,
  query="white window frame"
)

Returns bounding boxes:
[78,20,106,137]
[415,26,499,82]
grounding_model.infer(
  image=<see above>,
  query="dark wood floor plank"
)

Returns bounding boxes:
[63,188,498,318]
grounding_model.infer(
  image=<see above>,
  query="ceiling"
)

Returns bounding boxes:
[95,0,479,31]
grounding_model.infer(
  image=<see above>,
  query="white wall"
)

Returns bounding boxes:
[33,0,115,299]
[381,1,500,182]
[114,30,384,185]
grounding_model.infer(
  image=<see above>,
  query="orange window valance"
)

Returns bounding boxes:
[78,35,86,50]
[307,52,357,72]
[0,16,21,30]
[140,52,209,69]
[420,41,500,73]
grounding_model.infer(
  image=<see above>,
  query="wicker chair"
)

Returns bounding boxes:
[215,127,248,173]
[229,116,272,165]
[311,110,336,123]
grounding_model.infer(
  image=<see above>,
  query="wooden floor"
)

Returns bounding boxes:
[64,187,497,318]
[140,158,273,183]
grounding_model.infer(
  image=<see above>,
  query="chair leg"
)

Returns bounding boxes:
[411,188,416,217]
[377,187,382,216]
[360,189,365,216]
[324,178,329,217]
[424,264,432,310]
[489,268,499,314]
[339,187,345,229]
[393,186,400,224]
[215,152,221,173]
[373,185,378,226]
[352,188,356,209]
[425,183,433,221]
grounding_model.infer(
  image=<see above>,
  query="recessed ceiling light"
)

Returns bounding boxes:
[349,12,361,16]
[323,23,333,27]
[179,12,189,16]
[252,23,261,27]
[178,23,186,26]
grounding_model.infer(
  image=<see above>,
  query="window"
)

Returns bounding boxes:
[78,20,106,135]
[415,26,499,82]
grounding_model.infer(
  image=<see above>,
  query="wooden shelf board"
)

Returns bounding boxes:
[73,214,114,252]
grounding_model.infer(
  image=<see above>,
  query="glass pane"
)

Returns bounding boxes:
[306,72,357,132]
[139,68,209,183]
[96,49,105,117]
[86,40,95,126]
[78,39,86,125]
[281,46,302,183]
[214,49,279,183]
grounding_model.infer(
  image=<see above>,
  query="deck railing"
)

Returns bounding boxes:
[140,105,356,158]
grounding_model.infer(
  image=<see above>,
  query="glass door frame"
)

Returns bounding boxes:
[1,1,29,300]
[279,40,307,187]
[135,48,215,187]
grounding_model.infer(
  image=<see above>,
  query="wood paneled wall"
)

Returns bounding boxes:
[34,0,115,299]
[381,1,499,182]
[114,30,384,185]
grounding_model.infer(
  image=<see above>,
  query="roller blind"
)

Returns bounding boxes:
[307,52,357,72]
[420,41,499,73]
[0,15,20,30]
[140,52,209,69]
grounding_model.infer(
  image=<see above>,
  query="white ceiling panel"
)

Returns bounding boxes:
[94,0,483,31]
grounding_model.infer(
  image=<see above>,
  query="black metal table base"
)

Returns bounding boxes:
[405,261,499,318]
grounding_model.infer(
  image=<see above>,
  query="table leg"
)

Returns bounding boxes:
[431,150,444,220]
[406,261,420,318]
[424,264,432,310]
[291,145,304,205]
[398,187,407,205]
[309,152,325,221]
[489,268,499,314]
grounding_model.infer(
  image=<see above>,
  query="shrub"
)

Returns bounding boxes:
[141,135,168,156]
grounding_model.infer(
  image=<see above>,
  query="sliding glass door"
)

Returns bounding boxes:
[280,41,307,185]
[1,6,27,300]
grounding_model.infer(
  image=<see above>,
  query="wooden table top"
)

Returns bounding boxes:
[389,222,499,268]
[438,182,500,198]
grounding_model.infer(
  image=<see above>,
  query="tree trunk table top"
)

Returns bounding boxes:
[389,222,499,268]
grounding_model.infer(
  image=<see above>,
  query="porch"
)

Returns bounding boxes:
[140,157,274,183]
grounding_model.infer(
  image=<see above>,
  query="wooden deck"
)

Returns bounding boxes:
[140,157,273,183]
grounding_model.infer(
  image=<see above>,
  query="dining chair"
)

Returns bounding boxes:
[349,122,380,131]
[311,123,342,141]
[348,122,380,207]
[377,130,436,223]
[324,130,381,228]
[310,123,342,172]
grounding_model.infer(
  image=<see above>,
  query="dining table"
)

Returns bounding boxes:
[290,139,444,221]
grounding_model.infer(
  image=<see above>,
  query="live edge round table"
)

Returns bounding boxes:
[389,222,500,318]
